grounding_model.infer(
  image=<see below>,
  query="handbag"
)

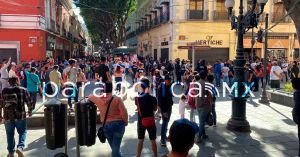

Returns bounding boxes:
[136,97,156,128]
[97,96,114,143]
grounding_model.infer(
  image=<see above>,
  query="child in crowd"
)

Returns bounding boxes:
[179,95,188,119]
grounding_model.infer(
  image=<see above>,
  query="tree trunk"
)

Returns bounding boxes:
[282,0,300,45]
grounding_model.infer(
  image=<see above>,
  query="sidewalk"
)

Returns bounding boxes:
[0,84,298,157]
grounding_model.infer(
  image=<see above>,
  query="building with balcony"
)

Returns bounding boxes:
[126,0,298,64]
[0,0,87,63]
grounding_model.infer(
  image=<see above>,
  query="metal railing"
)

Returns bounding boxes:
[187,10,205,20]
[213,11,229,20]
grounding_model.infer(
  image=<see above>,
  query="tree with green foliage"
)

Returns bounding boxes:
[76,0,137,47]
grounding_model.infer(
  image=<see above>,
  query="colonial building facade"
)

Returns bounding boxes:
[0,0,87,63]
[125,0,298,64]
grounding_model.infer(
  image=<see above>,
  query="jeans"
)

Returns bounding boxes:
[283,71,289,82]
[197,108,208,138]
[266,74,270,85]
[223,75,229,85]
[115,77,122,92]
[214,73,221,87]
[104,121,125,157]
[29,92,37,109]
[67,86,78,109]
[190,108,196,122]
[212,103,216,125]
[161,108,172,144]
[4,119,27,154]
[297,124,300,156]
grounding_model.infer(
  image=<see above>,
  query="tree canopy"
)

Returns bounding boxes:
[76,0,137,47]
[283,0,300,45]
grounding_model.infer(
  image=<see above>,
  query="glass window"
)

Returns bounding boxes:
[189,0,203,10]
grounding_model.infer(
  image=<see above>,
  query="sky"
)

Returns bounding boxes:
[72,3,85,24]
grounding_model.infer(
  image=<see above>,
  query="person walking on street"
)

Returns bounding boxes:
[89,82,128,157]
[135,78,158,157]
[291,61,300,80]
[213,60,221,87]
[63,59,78,111]
[195,71,212,143]
[49,65,63,98]
[95,57,112,83]
[26,67,42,109]
[3,77,33,157]
[157,75,174,147]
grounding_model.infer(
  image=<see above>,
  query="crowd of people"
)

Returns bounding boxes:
[0,55,300,157]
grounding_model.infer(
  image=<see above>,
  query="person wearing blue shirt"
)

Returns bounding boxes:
[26,67,42,109]
[213,60,222,87]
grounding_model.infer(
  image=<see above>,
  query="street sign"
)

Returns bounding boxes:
[178,46,211,50]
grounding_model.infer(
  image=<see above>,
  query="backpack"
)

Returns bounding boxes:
[3,93,21,121]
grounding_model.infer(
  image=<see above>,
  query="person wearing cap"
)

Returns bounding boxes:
[163,119,199,157]
[270,61,283,89]
[157,74,174,147]
[2,77,33,157]
[135,78,158,157]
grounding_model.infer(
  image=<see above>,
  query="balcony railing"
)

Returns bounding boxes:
[187,10,207,20]
[151,17,159,27]
[213,11,229,20]
[47,19,56,32]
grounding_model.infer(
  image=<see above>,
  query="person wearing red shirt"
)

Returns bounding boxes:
[266,61,272,86]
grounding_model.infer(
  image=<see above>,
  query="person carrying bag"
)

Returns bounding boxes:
[97,96,114,143]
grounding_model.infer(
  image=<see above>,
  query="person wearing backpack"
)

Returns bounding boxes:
[3,77,33,157]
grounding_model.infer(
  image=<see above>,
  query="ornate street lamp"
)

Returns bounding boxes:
[225,0,268,132]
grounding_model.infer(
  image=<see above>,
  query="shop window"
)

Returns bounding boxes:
[189,0,204,10]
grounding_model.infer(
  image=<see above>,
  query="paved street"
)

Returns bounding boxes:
[0,81,299,157]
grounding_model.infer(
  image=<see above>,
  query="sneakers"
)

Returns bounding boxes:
[160,141,167,147]
[16,148,24,157]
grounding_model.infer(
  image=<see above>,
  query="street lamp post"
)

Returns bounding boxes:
[225,0,268,132]
[259,14,270,104]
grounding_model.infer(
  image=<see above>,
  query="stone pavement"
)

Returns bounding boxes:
[0,83,299,157]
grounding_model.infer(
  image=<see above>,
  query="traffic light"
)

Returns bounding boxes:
[257,29,263,43]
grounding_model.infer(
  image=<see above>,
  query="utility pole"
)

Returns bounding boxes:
[259,13,270,104]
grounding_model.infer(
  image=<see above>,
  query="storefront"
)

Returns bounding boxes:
[178,34,230,64]
[55,37,64,60]
[46,34,56,59]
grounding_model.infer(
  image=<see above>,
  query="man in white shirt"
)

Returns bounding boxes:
[222,64,230,85]
[63,59,78,111]
[270,61,283,89]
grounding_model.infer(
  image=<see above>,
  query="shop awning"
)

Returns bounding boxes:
[111,47,137,55]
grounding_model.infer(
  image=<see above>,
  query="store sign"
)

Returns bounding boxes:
[188,36,223,46]
[161,41,168,46]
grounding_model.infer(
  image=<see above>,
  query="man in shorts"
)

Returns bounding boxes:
[135,78,158,157]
